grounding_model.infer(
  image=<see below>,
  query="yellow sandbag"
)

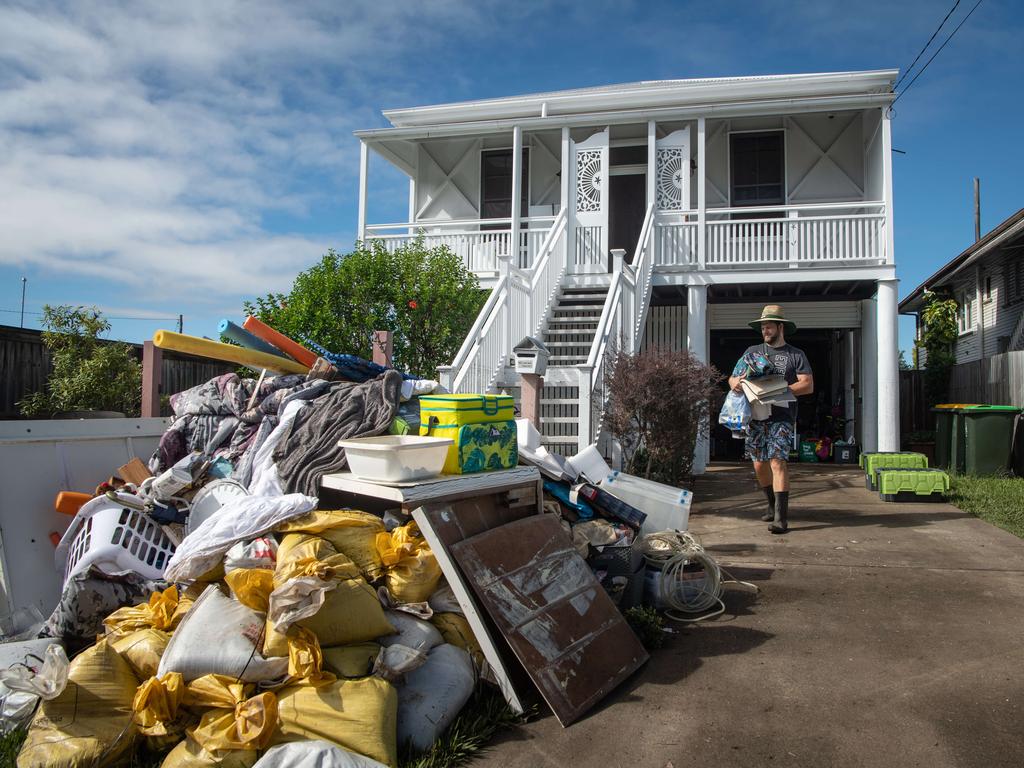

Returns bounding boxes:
[321,643,380,678]
[184,675,278,753]
[17,639,139,768]
[274,677,398,768]
[133,673,184,736]
[430,613,485,671]
[113,628,170,680]
[286,627,335,685]
[225,568,275,612]
[162,739,257,768]
[267,534,393,651]
[104,585,192,637]
[277,509,386,581]
[376,523,442,604]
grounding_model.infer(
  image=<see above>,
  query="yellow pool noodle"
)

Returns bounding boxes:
[152,330,309,375]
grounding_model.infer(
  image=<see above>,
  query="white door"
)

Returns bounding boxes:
[571,128,609,274]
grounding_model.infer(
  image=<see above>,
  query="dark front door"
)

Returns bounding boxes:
[608,173,646,265]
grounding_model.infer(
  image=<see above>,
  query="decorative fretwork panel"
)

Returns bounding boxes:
[576,149,602,212]
[656,147,686,211]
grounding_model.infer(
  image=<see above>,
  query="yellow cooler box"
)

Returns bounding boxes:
[419,394,518,474]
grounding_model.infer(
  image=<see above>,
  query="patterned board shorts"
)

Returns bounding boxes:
[745,420,795,462]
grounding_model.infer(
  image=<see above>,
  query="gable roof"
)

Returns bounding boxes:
[379,70,897,129]
[900,208,1024,314]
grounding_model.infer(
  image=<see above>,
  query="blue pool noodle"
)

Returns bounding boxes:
[217,319,294,359]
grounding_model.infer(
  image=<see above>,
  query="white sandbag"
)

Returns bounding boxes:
[376,587,431,620]
[253,739,388,768]
[0,682,39,734]
[377,611,442,654]
[223,537,278,573]
[158,585,288,683]
[426,584,462,616]
[165,494,316,583]
[396,644,475,753]
[0,642,68,700]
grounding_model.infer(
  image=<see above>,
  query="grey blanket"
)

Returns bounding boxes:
[274,370,403,496]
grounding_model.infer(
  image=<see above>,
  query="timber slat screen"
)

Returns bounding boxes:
[0,325,233,418]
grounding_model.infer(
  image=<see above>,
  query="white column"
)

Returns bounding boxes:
[357,140,368,242]
[646,121,656,208]
[881,109,895,265]
[561,126,574,271]
[688,283,709,473]
[697,117,707,269]
[844,330,856,442]
[877,278,900,451]
[860,298,878,452]
[407,177,416,235]
[511,125,523,268]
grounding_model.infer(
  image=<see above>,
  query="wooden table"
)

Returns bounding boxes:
[319,466,543,516]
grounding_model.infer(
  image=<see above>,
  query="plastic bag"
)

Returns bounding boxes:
[162,739,257,768]
[224,537,279,573]
[186,674,278,754]
[277,510,386,582]
[274,676,398,768]
[378,612,442,655]
[0,642,68,734]
[718,390,752,437]
[132,672,185,738]
[426,584,462,615]
[17,639,139,768]
[430,613,486,674]
[375,523,441,604]
[112,628,169,680]
[286,627,335,685]
[253,740,388,768]
[104,585,193,638]
[395,644,474,753]
[372,645,426,683]
[225,569,275,613]
[158,585,288,684]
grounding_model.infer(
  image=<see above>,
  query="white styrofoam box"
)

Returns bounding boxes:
[337,435,453,483]
[600,471,692,533]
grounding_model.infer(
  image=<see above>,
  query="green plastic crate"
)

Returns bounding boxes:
[876,468,950,502]
[862,452,928,490]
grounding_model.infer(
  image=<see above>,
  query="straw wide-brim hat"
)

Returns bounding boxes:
[749,304,796,334]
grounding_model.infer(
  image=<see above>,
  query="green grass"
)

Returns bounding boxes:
[0,729,26,768]
[948,474,1024,539]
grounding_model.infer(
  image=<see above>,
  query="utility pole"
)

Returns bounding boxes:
[974,177,981,242]
[19,277,26,328]
[177,314,183,333]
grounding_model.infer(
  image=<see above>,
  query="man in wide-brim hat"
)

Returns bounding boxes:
[727,305,814,534]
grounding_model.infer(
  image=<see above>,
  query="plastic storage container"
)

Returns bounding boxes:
[420,394,516,474]
[55,492,177,583]
[960,405,1020,475]
[876,467,950,502]
[861,452,928,490]
[834,443,859,464]
[337,435,453,483]
[600,471,692,533]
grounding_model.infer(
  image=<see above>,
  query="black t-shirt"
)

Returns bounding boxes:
[741,342,812,423]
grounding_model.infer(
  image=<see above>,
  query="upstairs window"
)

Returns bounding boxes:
[480,149,529,223]
[730,131,784,208]
[957,291,974,334]
[1005,258,1024,305]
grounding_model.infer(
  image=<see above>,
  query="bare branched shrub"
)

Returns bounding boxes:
[602,348,721,485]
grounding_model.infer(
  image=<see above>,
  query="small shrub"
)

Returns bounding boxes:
[603,348,721,485]
[624,605,667,650]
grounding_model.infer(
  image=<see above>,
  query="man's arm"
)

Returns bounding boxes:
[728,372,745,392]
[790,373,814,396]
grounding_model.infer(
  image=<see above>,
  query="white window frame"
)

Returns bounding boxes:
[957,291,974,335]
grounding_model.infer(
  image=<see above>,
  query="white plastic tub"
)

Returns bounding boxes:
[337,435,454,483]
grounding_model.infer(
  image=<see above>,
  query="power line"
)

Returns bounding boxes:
[894,0,961,91]
[892,0,985,109]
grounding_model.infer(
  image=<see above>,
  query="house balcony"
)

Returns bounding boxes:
[364,200,888,285]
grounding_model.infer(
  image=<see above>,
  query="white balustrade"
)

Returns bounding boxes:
[575,225,604,268]
[654,220,698,267]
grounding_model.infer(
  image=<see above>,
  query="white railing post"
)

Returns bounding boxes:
[697,117,707,270]
[561,127,575,273]
[881,110,895,265]
[511,125,523,268]
[577,366,593,452]
[788,209,799,267]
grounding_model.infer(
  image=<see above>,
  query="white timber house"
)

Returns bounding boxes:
[355,70,902,467]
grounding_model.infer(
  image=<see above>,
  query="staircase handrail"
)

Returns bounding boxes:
[528,209,569,336]
[630,204,657,353]
[529,209,568,293]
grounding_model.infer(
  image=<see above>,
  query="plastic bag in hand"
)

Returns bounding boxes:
[718,390,752,436]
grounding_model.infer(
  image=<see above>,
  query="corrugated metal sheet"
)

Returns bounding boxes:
[709,301,861,330]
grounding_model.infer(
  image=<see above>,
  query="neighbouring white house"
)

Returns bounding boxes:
[900,208,1024,362]
[355,70,901,467]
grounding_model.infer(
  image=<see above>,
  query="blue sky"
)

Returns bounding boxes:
[1,0,1021,357]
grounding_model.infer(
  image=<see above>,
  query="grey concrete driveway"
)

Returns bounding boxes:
[474,463,1024,768]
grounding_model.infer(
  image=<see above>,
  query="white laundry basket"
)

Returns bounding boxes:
[55,492,177,584]
[186,479,249,536]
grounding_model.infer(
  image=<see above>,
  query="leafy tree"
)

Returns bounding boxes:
[898,350,911,370]
[602,348,721,485]
[19,306,142,417]
[244,239,486,377]
[917,291,958,408]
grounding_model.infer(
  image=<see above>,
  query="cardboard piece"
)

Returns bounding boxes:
[117,458,152,486]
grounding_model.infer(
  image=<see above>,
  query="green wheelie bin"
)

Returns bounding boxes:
[960,405,1021,475]
[932,404,977,471]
